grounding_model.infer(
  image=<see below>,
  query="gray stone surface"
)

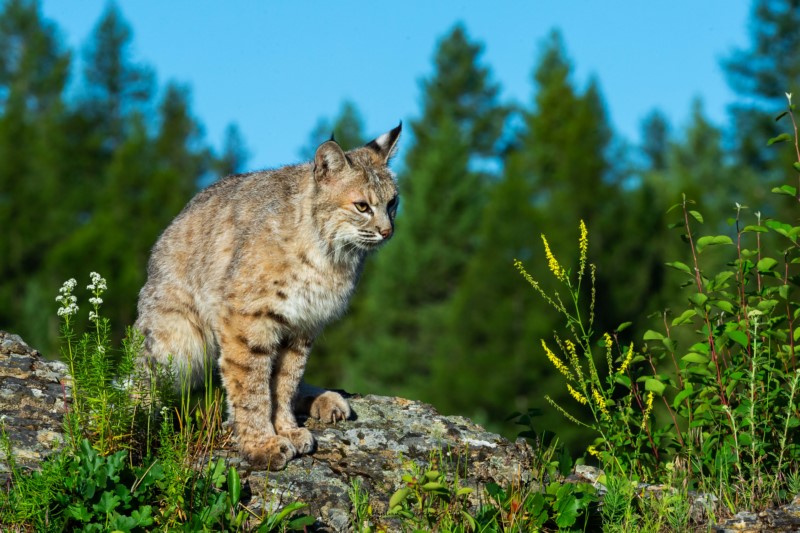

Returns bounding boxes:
[0,331,70,483]
[0,331,533,531]
[220,394,534,531]
[712,496,800,532]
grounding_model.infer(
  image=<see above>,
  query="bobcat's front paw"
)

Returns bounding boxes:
[241,435,296,471]
[279,427,316,455]
[309,390,352,423]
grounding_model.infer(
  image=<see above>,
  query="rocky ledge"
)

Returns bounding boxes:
[223,394,533,531]
[5,330,800,532]
[0,331,532,531]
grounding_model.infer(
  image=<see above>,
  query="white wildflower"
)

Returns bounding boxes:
[89,311,98,322]
[88,272,107,292]
[58,278,77,296]
[787,92,793,105]
[57,303,78,317]
[89,297,103,306]
[56,278,79,317]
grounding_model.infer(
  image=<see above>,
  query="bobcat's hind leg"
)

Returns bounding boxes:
[296,382,352,423]
[135,303,210,390]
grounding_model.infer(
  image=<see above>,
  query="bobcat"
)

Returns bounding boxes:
[135,123,401,470]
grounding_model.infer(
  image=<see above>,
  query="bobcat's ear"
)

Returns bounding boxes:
[365,122,402,163]
[314,140,348,182]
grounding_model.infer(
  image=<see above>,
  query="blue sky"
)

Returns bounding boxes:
[39,1,753,170]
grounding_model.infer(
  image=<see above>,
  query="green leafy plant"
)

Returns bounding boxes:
[386,459,475,531]
[53,438,158,532]
[349,477,376,533]
[1,274,315,531]
[479,480,597,532]
[514,92,800,528]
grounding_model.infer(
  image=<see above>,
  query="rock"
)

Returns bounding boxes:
[712,495,800,532]
[0,331,70,484]
[0,331,533,531]
[217,394,534,531]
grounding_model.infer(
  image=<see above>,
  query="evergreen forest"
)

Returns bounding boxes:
[2,0,799,451]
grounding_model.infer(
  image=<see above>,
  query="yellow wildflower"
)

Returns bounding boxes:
[541,234,566,281]
[592,387,609,417]
[603,332,614,372]
[542,340,572,380]
[587,444,601,458]
[589,264,597,325]
[641,391,655,430]
[564,339,584,382]
[618,343,634,374]
[568,383,588,405]
[578,220,589,276]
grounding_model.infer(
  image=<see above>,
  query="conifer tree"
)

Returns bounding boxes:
[214,123,249,177]
[640,110,671,172]
[80,2,153,149]
[425,31,620,434]
[0,0,70,347]
[300,100,367,159]
[309,25,507,397]
[47,6,215,345]
[723,0,800,210]
[0,2,238,351]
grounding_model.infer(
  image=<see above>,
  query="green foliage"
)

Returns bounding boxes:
[0,1,238,354]
[55,273,168,456]
[386,460,475,531]
[300,99,367,158]
[1,277,314,531]
[480,480,596,532]
[362,449,597,532]
[2,435,312,532]
[49,439,158,532]
[348,477,375,533]
[515,96,800,526]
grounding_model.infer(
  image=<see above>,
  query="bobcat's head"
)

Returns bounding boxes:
[311,123,402,256]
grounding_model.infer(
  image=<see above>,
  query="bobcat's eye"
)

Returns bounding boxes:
[354,201,371,214]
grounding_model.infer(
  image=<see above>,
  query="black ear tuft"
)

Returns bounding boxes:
[329,131,336,142]
[365,122,402,163]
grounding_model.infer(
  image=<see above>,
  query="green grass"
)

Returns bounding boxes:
[1,272,315,532]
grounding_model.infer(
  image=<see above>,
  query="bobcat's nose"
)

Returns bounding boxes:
[379,227,392,239]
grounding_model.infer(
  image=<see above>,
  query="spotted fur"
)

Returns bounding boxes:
[135,124,401,470]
